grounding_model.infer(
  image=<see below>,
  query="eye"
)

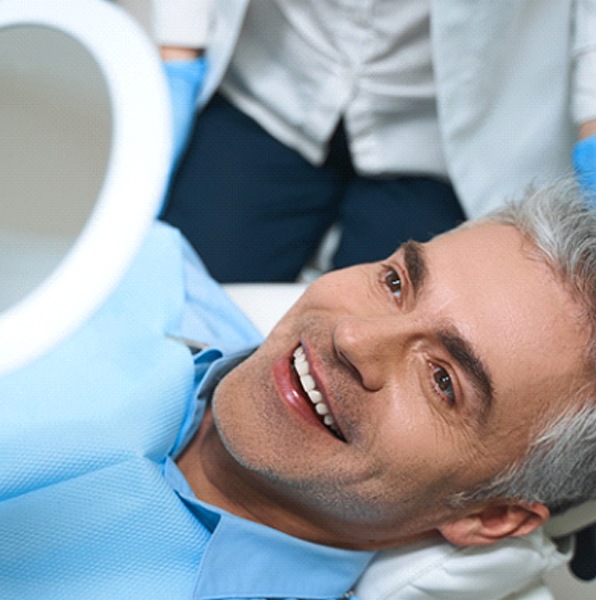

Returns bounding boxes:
[383,267,403,301]
[430,363,456,405]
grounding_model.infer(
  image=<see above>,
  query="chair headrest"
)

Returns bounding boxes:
[544,500,596,538]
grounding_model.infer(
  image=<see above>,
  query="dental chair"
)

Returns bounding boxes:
[0,1,594,598]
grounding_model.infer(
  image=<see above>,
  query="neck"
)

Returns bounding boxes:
[176,407,330,540]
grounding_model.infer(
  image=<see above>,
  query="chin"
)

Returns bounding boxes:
[210,361,283,470]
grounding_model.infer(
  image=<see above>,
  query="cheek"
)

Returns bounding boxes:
[368,384,488,498]
[367,394,444,480]
[279,270,366,319]
[210,361,271,453]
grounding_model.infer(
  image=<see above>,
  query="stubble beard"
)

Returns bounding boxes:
[210,363,417,534]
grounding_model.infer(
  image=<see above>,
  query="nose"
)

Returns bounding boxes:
[333,316,405,391]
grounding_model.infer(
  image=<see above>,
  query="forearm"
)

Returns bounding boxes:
[160,46,203,61]
[115,1,210,169]
[579,119,596,140]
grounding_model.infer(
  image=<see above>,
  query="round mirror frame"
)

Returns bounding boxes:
[0,0,172,375]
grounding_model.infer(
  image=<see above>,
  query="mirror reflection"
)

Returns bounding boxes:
[0,25,111,312]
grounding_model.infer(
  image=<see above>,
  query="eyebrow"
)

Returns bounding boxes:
[402,241,428,297]
[400,241,494,421]
[439,328,495,423]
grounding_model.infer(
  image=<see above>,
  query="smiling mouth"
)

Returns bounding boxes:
[292,345,345,441]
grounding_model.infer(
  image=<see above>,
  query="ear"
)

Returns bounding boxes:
[438,502,550,547]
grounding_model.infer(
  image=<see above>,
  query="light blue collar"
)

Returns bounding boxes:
[164,459,375,600]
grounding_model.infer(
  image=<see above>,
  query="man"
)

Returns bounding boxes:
[1,180,594,598]
[176,179,595,550]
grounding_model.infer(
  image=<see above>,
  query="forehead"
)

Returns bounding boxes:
[424,223,565,325]
[423,223,585,414]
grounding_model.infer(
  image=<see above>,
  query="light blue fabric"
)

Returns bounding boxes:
[0,222,372,598]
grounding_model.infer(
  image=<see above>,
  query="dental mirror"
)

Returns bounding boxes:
[0,0,172,375]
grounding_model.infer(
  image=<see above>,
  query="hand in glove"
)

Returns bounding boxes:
[163,56,206,167]
[573,134,596,210]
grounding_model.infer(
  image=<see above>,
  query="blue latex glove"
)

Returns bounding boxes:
[163,56,207,167]
[573,134,596,210]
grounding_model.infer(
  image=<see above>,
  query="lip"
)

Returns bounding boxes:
[272,344,342,439]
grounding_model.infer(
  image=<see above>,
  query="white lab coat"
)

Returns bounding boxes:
[117,0,596,216]
[201,0,596,217]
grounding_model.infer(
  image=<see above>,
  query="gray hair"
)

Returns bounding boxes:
[448,179,596,515]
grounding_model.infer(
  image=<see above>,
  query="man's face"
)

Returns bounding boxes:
[211,223,586,547]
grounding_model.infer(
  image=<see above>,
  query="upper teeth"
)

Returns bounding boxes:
[293,345,338,431]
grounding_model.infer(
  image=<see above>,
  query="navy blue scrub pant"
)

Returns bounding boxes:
[162,94,466,283]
